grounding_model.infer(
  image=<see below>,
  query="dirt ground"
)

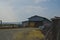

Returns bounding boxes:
[0,28,44,40]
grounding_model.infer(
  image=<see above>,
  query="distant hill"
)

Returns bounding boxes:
[2,22,22,24]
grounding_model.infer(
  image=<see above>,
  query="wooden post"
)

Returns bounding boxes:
[0,20,2,27]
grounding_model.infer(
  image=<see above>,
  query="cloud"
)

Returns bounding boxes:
[33,0,50,4]
[0,0,57,22]
[23,6,46,13]
[14,6,47,21]
[0,0,18,22]
[15,6,47,13]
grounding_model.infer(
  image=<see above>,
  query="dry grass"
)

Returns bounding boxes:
[12,29,44,40]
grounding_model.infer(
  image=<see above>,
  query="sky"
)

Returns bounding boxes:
[0,0,60,22]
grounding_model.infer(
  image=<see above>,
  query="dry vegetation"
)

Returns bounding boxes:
[12,29,44,40]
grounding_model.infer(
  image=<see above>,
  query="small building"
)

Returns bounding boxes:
[22,21,28,28]
[51,16,60,40]
[22,15,51,29]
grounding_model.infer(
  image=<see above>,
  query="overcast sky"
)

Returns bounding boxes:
[0,0,60,22]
